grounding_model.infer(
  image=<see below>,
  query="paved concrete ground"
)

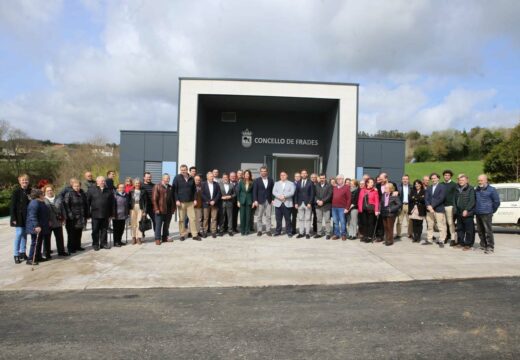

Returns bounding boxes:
[1,219,519,290]
[0,277,518,359]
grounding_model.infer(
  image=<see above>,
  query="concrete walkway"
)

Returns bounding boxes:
[1,218,519,290]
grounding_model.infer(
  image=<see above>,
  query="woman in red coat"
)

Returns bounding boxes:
[357,178,380,243]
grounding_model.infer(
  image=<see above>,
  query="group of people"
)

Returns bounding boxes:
[9,165,501,265]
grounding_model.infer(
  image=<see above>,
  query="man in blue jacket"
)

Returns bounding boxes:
[475,174,500,254]
[252,166,274,236]
[424,173,447,247]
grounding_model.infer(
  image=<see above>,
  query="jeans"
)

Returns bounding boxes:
[332,207,347,237]
[13,227,27,256]
[456,215,475,247]
[476,214,494,249]
[154,213,172,240]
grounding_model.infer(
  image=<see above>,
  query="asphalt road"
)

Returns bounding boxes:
[0,277,519,359]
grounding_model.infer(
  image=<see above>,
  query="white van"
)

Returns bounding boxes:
[492,183,520,225]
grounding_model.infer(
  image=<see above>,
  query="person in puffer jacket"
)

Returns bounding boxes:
[475,174,500,254]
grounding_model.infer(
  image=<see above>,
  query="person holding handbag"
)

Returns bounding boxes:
[357,178,380,243]
[379,183,402,246]
[408,180,426,243]
[129,178,148,245]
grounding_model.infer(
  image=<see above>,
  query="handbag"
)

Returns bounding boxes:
[409,205,423,220]
[139,217,152,232]
[363,193,375,213]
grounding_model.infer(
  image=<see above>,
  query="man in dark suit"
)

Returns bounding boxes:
[219,173,236,236]
[424,172,447,247]
[294,169,315,239]
[87,176,115,251]
[291,172,301,233]
[201,171,221,238]
[253,166,275,236]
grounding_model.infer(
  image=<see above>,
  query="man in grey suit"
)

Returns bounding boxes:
[219,173,236,236]
[272,171,296,237]
[314,173,333,239]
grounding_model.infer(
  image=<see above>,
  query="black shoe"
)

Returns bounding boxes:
[212,233,217,238]
[266,231,272,237]
[43,255,52,261]
[114,243,122,247]
[37,257,48,262]
[192,236,201,241]
[93,246,100,251]
[69,249,77,254]
[77,247,86,251]
[58,252,70,256]
[326,235,331,240]
[314,234,322,238]
[202,232,208,238]
[305,234,310,239]
[257,231,262,236]
[395,236,401,240]
[26,260,38,265]
[19,253,28,260]
[287,234,293,238]
[187,234,192,238]
[274,232,281,236]
[449,240,457,247]
[438,242,444,248]
[296,234,304,239]
[179,236,185,241]
[14,256,21,264]
[228,232,234,236]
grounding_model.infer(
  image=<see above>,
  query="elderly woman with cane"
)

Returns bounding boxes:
[25,189,51,266]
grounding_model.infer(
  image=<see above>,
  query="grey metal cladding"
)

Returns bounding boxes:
[144,134,164,161]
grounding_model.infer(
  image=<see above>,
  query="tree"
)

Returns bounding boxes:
[484,123,520,182]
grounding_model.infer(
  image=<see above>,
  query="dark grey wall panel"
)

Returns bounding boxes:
[163,133,178,161]
[120,133,145,161]
[120,160,144,180]
[144,134,164,161]
[356,137,405,182]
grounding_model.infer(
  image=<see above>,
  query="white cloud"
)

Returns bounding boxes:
[0,0,519,142]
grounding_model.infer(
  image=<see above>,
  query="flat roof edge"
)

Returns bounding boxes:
[120,130,178,134]
[357,136,406,142]
[179,77,359,87]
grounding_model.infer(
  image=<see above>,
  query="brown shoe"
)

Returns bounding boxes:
[341,236,347,241]
[331,236,339,240]
[137,238,142,245]
[463,246,471,251]
[132,237,137,245]
[155,240,161,245]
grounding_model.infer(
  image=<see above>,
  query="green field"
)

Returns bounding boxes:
[404,161,484,184]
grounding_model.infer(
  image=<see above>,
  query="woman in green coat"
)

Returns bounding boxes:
[237,170,254,235]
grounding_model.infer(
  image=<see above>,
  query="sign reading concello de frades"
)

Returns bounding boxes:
[241,129,319,149]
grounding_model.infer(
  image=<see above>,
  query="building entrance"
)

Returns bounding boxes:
[266,154,321,181]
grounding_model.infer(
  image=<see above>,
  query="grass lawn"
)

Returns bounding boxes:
[404,160,484,184]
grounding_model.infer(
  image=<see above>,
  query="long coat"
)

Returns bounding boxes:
[10,186,31,227]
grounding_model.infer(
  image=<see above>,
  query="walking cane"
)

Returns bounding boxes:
[372,214,380,243]
[31,232,40,271]
[125,217,129,244]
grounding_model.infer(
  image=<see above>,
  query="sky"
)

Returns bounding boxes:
[0,0,519,143]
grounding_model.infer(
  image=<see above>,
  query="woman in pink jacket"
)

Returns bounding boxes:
[357,178,380,243]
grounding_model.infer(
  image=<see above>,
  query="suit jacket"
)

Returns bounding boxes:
[314,183,333,211]
[294,179,315,207]
[219,182,236,208]
[236,181,253,206]
[272,181,296,208]
[425,183,446,213]
[201,181,221,208]
[397,183,412,204]
[252,177,274,204]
